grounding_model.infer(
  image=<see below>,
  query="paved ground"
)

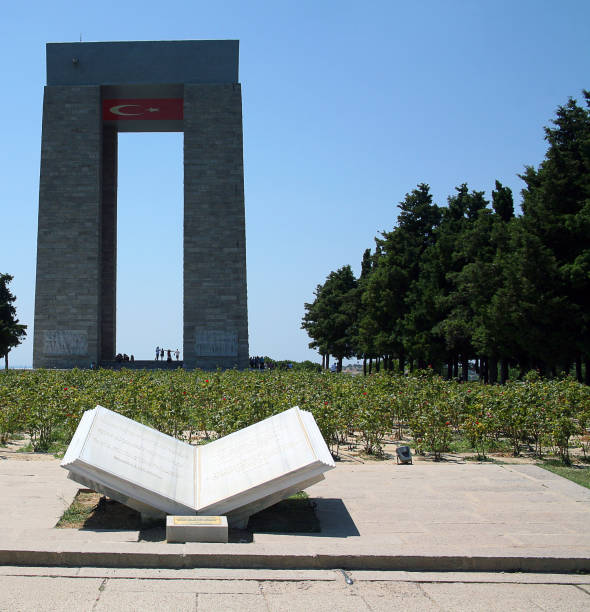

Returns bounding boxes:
[0,456,589,571]
[1,453,590,609]
[0,567,589,611]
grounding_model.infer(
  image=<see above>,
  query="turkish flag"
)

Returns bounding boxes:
[103,99,183,121]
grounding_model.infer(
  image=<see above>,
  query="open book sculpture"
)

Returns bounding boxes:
[61,405,335,528]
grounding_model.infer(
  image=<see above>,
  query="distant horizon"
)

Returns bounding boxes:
[3,356,370,369]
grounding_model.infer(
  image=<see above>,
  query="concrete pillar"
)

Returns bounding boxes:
[100,127,117,361]
[183,84,249,369]
[33,86,103,368]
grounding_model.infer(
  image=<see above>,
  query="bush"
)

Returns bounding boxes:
[0,369,588,464]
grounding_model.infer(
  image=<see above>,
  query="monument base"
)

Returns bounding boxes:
[166,515,228,543]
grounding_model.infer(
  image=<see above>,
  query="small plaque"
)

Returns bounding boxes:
[173,516,222,526]
[44,330,88,355]
[195,330,238,357]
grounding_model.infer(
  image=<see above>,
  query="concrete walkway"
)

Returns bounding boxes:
[1,567,590,611]
[0,456,589,571]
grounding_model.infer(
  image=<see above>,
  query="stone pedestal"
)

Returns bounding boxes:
[166,515,228,543]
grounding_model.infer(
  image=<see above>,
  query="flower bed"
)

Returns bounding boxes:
[1,369,589,464]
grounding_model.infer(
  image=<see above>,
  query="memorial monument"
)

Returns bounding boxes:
[33,40,249,369]
[61,406,335,528]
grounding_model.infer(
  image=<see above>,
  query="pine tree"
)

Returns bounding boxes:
[360,184,442,371]
[0,274,27,370]
[302,266,358,372]
[520,91,590,380]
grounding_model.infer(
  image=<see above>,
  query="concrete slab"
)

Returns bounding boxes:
[95,590,196,611]
[0,569,589,611]
[104,577,261,593]
[0,576,104,612]
[0,456,589,571]
[0,460,79,529]
[348,570,590,584]
[196,593,263,611]
[421,582,590,611]
[264,591,371,612]
[352,582,438,612]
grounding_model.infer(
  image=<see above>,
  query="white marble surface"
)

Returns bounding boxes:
[62,406,335,524]
[199,408,318,508]
[62,406,195,515]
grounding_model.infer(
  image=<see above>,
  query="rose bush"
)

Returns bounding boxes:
[1,369,588,464]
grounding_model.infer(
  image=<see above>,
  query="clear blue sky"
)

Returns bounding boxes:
[1,0,589,367]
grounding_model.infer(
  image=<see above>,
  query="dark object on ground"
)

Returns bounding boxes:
[396,445,413,464]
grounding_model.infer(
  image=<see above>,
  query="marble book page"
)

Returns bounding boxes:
[196,407,331,510]
[62,406,195,510]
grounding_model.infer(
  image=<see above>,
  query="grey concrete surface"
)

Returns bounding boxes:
[33,84,103,369]
[0,457,589,572]
[0,567,589,611]
[183,82,249,370]
[0,459,80,529]
[47,40,239,87]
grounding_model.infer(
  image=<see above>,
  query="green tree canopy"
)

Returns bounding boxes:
[360,184,442,370]
[301,265,358,371]
[302,91,590,383]
[0,273,27,370]
[520,91,590,380]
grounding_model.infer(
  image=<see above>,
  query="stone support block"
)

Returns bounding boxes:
[183,84,249,370]
[33,85,103,368]
[166,516,229,543]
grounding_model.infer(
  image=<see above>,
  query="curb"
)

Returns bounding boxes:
[1,549,588,573]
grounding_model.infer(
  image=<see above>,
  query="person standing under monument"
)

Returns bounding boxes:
[155,346,160,361]
[175,349,180,361]
[167,349,172,363]
[160,348,164,360]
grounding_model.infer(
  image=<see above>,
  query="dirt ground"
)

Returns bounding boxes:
[334,434,589,466]
[0,437,55,461]
[2,430,586,466]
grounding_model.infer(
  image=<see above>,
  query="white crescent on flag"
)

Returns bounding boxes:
[109,104,144,116]
[103,99,182,121]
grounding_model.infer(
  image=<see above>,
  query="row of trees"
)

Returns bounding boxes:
[302,92,590,383]
[0,274,27,370]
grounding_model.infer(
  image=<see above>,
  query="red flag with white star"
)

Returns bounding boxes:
[103,99,183,121]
